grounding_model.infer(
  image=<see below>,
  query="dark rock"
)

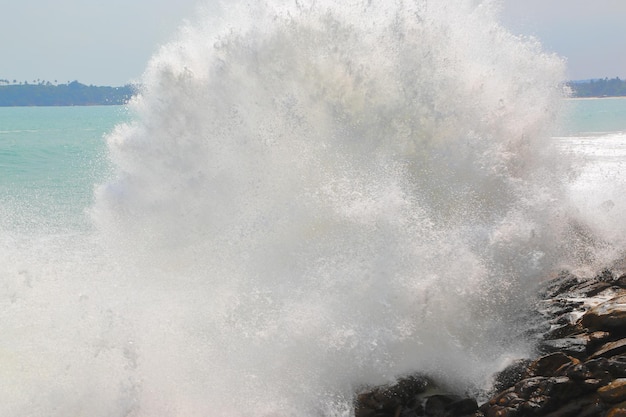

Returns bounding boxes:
[581,378,603,391]
[493,359,532,392]
[609,355,626,377]
[520,398,550,415]
[573,279,613,297]
[581,295,626,330]
[561,362,591,380]
[423,394,461,416]
[597,269,615,282]
[484,405,519,417]
[587,331,613,346]
[537,299,583,320]
[539,273,579,299]
[577,399,607,417]
[544,376,584,402]
[589,339,626,360]
[399,409,419,417]
[355,374,430,416]
[539,337,588,358]
[615,274,626,289]
[542,394,603,417]
[543,322,584,340]
[607,400,626,417]
[598,379,626,403]
[526,353,578,378]
[491,391,522,408]
[512,376,582,414]
[355,407,377,417]
[514,376,549,399]
[584,357,613,384]
[446,398,478,415]
[354,274,626,417]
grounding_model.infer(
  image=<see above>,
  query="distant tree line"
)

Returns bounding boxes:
[2,76,625,105]
[0,81,136,106]
[568,77,626,98]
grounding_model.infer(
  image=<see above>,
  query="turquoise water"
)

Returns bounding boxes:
[0,98,622,221]
[0,99,623,233]
[0,106,130,231]
[561,97,626,136]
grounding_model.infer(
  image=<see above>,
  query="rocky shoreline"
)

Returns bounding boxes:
[355,270,626,417]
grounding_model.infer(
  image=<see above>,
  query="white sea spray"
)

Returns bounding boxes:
[1,1,622,416]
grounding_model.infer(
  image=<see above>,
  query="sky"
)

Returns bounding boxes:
[501,0,626,81]
[1,0,625,86]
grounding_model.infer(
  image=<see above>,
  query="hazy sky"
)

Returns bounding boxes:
[1,0,624,86]
[501,0,626,81]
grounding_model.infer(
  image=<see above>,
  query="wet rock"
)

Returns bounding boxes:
[583,378,603,389]
[615,274,626,289]
[355,375,430,417]
[526,353,578,378]
[607,400,626,417]
[487,390,522,409]
[423,394,460,416]
[584,357,613,384]
[484,405,519,417]
[589,339,626,360]
[578,400,607,417]
[608,355,626,377]
[543,322,584,340]
[354,273,626,417]
[493,359,532,392]
[539,273,579,299]
[581,295,626,330]
[446,398,478,415]
[539,337,588,358]
[587,331,612,345]
[576,280,614,297]
[598,379,626,403]
[560,362,591,380]
[514,376,548,398]
[541,394,601,417]
[598,269,616,282]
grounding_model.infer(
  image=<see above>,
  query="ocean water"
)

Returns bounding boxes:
[556,98,626,261]
[0,106,128,231]
[1,2,626,416]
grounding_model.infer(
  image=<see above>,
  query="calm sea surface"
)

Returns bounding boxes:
[0,106,130,231]
[560,97,626,135]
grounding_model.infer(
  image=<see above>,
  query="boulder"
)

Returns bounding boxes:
[581,295,626,330]
[526,353,578,378]
[608,356,626,377]
[574,280,614,297]
[493,359,532,392]
[539,273,579,299]
[607,400,626,417]
[589,339,626,360]
[540,393,602,417]
[355,375,430,417]
[539,337,588,358]
[598,379,626,403]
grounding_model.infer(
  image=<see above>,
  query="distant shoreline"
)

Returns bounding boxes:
[0,81,136,107]
[1,79,625,107]
[566,96,626,101]
[566,77,626,98]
